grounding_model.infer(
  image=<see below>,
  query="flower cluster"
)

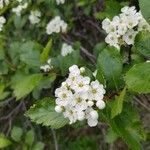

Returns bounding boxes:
[40,58,53,72]
[56,0,65,5]
[12,2,28,16]
[46,16,67,35]
[102,6,150,49]
[0,1,68,34]
[29,10,41,25]
[55,65,106,127]
[0,16,6,31]
[0,0,9,9]
[61,43,74,57]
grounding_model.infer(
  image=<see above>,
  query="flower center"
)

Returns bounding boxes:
[78,83,83,87]
[62,93,67,99]
[92,89,97,94]
[76,97,82,103]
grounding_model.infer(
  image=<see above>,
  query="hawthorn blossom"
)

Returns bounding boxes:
[46,16,67,35]
[40,58,53,72]
[61,43,74,57]
[29,10,41,24]
[12,2,28,16]
[102,6,150,49]
[0,0,9,9]
[55,65,106,127]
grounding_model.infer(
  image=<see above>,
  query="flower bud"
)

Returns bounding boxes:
[90,110,98,120]
[96,100,105,109]
[55,105,63,113]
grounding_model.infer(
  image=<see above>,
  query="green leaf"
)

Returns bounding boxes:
[56,50,80,76]
[0,84,9,100]
[0,134,11,148]
[101,103,145,150]
[11,126,23,142]
[135,31,150,57]
[12,74,43,100]
[111,87,126,118]
[40,39,52,63]
[8,42,21,65]
[97,46,123,90]
[26,98,69,129]
[94,0,121,20]
[32,142,45,150]
[0,60,8,75]
[105,128,118,143]
[20,41,43,67]
[96,69,106,86]
[32,74,56,99]
[125,62,150,94]
[139,0,150,23]
[25,130,34,146]
[93,42,107,57]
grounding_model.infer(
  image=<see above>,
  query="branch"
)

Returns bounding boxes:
[62,35,96,63]
[51,129,59,150]
[134,96,150,112]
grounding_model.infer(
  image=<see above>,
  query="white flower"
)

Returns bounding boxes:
[77,111,85,121]
[117,23,127,35]
[56,89,73,106]
[55,85,68,97]
[88,80,105,101]
[40,58,53,72]
[0,0,9,9]
[126,16,139,29]
[105,33,119,48]
[46,16,67,35]
[102,18,111,33]
[0,16,6,31]
[121,6,136,15]
[56,0,65,5]
[66,74,78,87]
[29,10,41,25]
[138,18,150,32]
[85,108,98,127]
[72,76,90,93]
[73,93,88,111]
[69,65,80,75]
[12,3,28,16]
[63,107,77,124]
[54,65,106,127]
[61,43,74,57]
[40,65,51,72]
[102,5,150,48]
[123,29,137,45]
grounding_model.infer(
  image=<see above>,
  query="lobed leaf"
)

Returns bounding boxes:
[97,46,123,90]
[139,0,150,23]
[125,62,150,94]
[26,98,69,129]
[12,74,43,100]
[135,31,150,57]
